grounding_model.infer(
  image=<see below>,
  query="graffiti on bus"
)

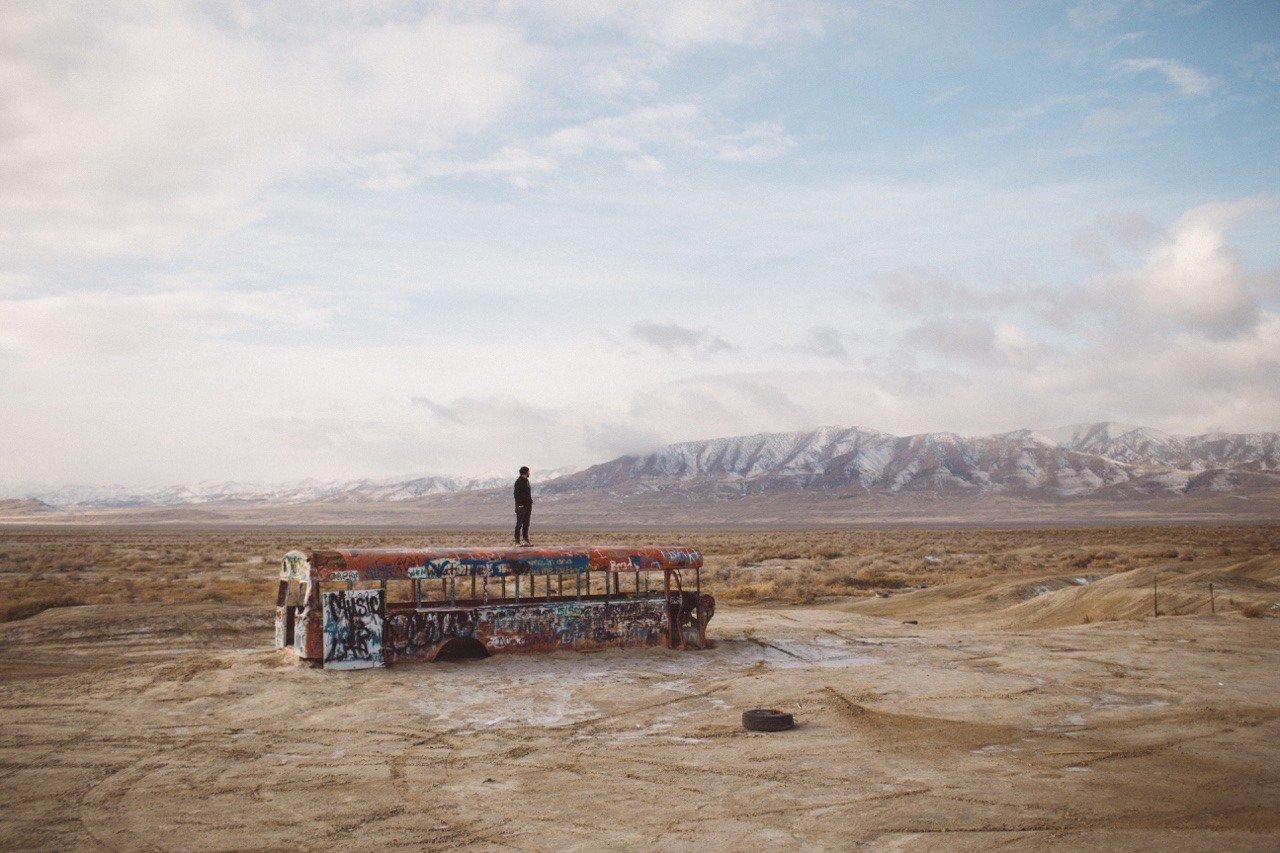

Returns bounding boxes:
[322,589,384,669]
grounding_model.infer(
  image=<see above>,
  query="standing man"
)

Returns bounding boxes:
[513,466,533,546]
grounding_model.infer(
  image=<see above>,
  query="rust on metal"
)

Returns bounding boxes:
[273,546,713,670]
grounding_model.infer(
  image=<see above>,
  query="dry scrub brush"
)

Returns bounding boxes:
[0,524,1276,617]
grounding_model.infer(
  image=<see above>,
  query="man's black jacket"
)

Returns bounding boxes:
[514,476,532,507]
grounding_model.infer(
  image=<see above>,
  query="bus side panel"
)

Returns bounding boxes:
[384,608,477,663]
[321,588,385,670]
[474,598,667,653]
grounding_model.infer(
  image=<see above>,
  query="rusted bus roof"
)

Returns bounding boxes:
[299,545,702,583]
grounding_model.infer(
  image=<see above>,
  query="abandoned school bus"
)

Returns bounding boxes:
[275,546,714,669]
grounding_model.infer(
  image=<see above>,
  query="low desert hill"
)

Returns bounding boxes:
[839,553,1280,630]
[0,500,53,517]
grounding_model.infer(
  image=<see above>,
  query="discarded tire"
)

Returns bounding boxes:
[742,708,795,732]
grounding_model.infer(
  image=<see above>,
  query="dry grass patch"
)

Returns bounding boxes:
[0,523,1276,617]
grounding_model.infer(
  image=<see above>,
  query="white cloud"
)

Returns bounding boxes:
[621,318,1280,445]
[0,288,334,359]
[629,321,736,356]
[1117,57,1216,96]
[1069,0,1211,30]
[792,326,850,360]
[0,2,539,257]
[410,397,464,425]
[0,274,34,297]
[1068,1,1123,29]
[878,267,956,313]
[510,0,829,50]
[256,396,667,480]
[581,51,668,98]
[904,317,998,363]
[2,4,1277,488]
[1023,311,1280,432]
[1119,198,1269,338]
[993,323,1043,368]
[583,422,667,459]
[0,1,824,256]
[625,153,667,172]
[536,103,795,169]
[927,85,969,105]
[1243,43,1280,82]
[875,267,1064,319]
[355,146,557,190]
[628,374,814,438]
[710,121,797,162]
[1082,104,1174,133]
[350,102,796,189]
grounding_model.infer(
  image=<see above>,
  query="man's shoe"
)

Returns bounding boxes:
[521,540,532,547]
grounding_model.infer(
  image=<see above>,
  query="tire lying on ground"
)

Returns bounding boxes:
[742,708,795,732]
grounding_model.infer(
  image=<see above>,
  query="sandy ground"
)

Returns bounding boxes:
[1,599,1277,851]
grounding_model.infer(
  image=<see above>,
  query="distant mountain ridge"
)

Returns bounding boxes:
[544,422,1279,500]
[16,475,511,509]
[9,423,1279,508]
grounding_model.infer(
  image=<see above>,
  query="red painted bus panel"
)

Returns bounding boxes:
[307,545,701,583]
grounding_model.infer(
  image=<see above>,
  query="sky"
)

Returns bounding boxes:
[1,0,1278,488]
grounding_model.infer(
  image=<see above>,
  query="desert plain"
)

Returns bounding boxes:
[0,524,1277,851]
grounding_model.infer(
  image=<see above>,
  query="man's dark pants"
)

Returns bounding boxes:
[514,505,532,542]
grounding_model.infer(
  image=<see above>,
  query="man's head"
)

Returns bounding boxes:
[519,466,530,477]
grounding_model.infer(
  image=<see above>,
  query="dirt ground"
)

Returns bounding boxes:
[0,526,1277,850]
[0,603,1277,849]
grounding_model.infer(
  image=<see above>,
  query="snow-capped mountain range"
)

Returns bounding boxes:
[10,423,1279,509]
[13,475,512,509]
[545,422,1279,500]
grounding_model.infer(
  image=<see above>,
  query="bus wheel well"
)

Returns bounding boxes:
[425,637,490,662]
